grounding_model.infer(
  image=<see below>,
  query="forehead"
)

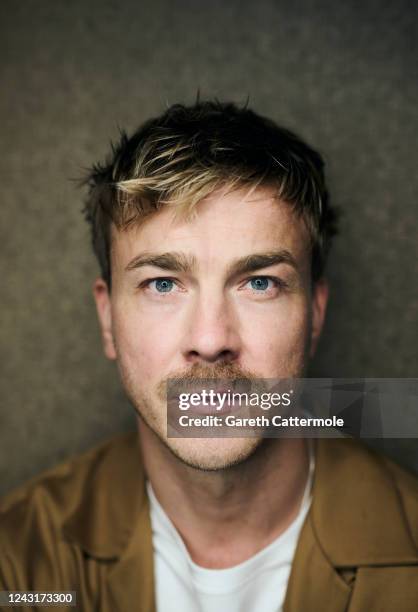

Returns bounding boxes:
[110,186,311,272]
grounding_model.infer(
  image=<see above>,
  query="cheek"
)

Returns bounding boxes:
[111,300,183,383]
[240,297,311,373]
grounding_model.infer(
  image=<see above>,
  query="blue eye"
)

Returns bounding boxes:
[154,279,174,292]
[250,277,270,291]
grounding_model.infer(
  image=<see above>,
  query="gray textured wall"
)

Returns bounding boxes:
[1,0,417,495]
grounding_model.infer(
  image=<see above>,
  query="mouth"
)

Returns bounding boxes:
[177,387,253,416]
[187,393,233,416]
[165,376,258,422]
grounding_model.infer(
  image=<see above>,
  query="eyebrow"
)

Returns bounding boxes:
[125,252,198,273]
[226,250,298,277]
[125,249,298,276]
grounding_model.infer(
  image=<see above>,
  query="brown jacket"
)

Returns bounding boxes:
[1,433,417,611]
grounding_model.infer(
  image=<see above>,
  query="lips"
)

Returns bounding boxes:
[166,378,258,421]
[185,389,248,417]
[188,401,230,416]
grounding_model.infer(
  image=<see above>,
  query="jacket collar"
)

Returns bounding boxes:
[63,433,417,567]
[63,432,146,560]
[283,438,418,612]
[310,437,417,567]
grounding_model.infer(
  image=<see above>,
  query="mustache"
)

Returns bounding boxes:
[156,362,261,400]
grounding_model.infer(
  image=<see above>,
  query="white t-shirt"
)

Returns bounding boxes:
[147,448,314,612]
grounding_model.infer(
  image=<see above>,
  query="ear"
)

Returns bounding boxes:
[93,278,117,360]
[310,278,329,358]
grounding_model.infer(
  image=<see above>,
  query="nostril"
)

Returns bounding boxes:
[186,348,237,364]
[217,349,236,362]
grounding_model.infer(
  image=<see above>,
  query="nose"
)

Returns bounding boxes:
[181,293,241,365]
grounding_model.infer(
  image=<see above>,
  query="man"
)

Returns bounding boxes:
[1,101,417,611]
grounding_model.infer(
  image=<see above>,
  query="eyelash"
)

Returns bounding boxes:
[138,277,182,292]
[138,276,288,293]
[243,276,288,291]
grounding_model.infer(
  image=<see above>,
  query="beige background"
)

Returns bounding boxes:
[1,0,417,495]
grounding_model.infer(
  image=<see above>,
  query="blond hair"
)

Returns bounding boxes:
[83,101,337,286]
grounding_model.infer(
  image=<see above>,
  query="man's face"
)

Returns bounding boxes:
[94,186,328,470]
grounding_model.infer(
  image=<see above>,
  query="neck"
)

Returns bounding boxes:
[139,420,311,569]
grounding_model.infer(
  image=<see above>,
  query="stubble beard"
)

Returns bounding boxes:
[117,361,267,472]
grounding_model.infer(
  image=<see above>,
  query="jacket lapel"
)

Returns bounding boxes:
[312,438,417,566]
[283,514,351,612]
[105,496,156,612]
[284,438,418,611]
[63,432,156,612]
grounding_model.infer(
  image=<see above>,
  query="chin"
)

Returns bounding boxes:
[165,436,263,471]
[132,391,264,471]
